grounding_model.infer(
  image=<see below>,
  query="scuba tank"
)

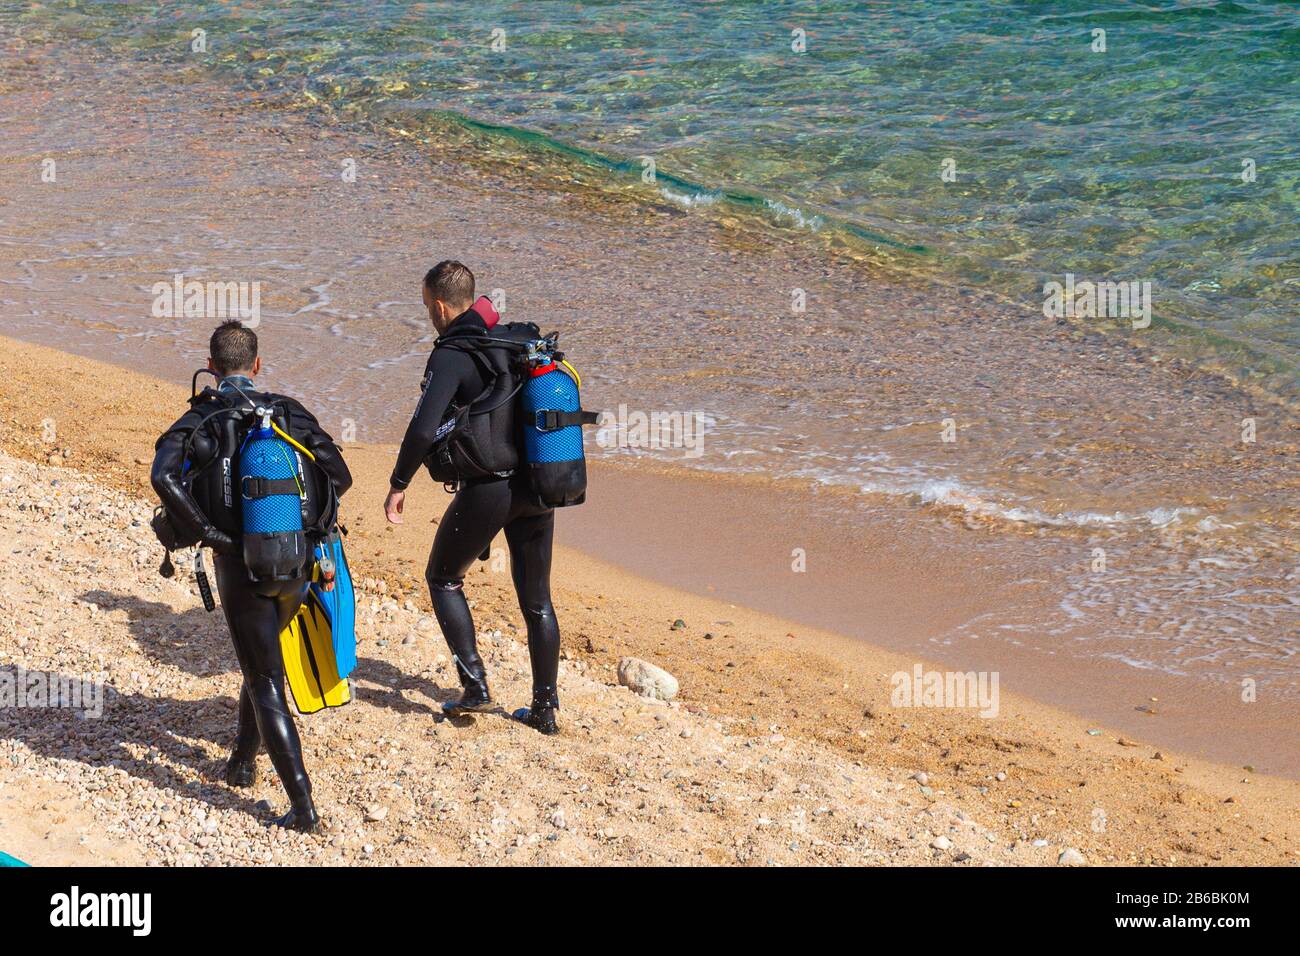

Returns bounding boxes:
[239,407,309,586]
[518,335,598,508]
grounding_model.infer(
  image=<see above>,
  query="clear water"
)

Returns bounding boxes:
[5,0,1298,396]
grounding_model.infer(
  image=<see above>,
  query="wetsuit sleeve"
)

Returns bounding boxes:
[151,413,237,554]
[286,403,353,498]
[389,350,475,490]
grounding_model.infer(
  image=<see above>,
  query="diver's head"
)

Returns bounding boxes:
[208,319,261,379]
[423,260,475,334]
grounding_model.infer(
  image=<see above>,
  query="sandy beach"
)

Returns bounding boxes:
[0,335,1296,866]
[1,32,1296,776]
[0,25,1296,869]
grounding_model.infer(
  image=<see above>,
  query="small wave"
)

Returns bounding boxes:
[764,200,824,232]
[1195,515,1237,533]
[1096,652,1187,676]
[290,280,333,316]
[658,187,719,208]
[856,477,1202,530]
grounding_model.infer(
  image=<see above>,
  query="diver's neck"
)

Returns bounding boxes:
[218,374,257,395]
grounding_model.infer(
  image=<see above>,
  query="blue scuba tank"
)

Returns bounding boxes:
[519,344,597,508]
[239,409,308,585]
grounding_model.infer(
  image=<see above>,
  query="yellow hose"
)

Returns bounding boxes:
[559,359,582,389]
[271,421,316,461]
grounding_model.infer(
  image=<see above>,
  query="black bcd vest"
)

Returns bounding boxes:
[421,321,539,486]
[179,388,337,541]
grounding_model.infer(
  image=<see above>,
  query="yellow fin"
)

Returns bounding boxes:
[280,592,350,714]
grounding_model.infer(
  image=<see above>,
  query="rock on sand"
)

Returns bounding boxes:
[617,657,679,701]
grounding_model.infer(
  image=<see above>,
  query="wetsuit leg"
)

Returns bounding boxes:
[231,682,260,761]
[214,555,312,809]
[223,681,261,786]
[503,507,559,702]
[426,479,513,688]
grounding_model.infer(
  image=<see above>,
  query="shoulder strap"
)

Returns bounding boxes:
[459,347,499,402]
[431,336,525,413]
[177,392,244,478]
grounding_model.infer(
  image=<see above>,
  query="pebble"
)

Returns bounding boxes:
[1058,848,1087,866]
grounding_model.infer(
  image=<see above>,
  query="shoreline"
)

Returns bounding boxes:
[2,324,1294,776]
[565,464,1300,777]
[1,333,1297,866]
[0,34,1293,778]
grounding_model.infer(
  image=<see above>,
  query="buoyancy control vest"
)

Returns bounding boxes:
[422,321,535,486]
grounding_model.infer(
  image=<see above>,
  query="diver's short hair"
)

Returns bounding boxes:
[210,320,258,376]
[423,260,475,310]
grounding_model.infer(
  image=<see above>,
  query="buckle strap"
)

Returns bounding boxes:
[536,409,599,432]
[241,476,301,499]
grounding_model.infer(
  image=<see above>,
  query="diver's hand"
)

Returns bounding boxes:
[384,487,405,525]
[202,527,237,555]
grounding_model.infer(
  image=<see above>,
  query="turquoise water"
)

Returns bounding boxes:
[5,0,1299,392]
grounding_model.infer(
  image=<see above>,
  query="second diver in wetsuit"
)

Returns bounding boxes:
[151,320,353,830]
[384,260,563,734]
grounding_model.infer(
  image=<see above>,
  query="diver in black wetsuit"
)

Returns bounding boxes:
[384,261,562,735]
[151,321,353,830]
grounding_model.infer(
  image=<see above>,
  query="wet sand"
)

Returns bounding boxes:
[0,36,1296,778]
[568,466,1300,775]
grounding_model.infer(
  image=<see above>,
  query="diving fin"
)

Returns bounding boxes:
[310,531,356,679]
[280,590,351,715]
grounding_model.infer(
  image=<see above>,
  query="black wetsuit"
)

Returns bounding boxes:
[391,308,561,711]
[151,377,352,818]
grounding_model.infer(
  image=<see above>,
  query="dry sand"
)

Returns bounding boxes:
[0,336,1295,866]
[0,446,989,866]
